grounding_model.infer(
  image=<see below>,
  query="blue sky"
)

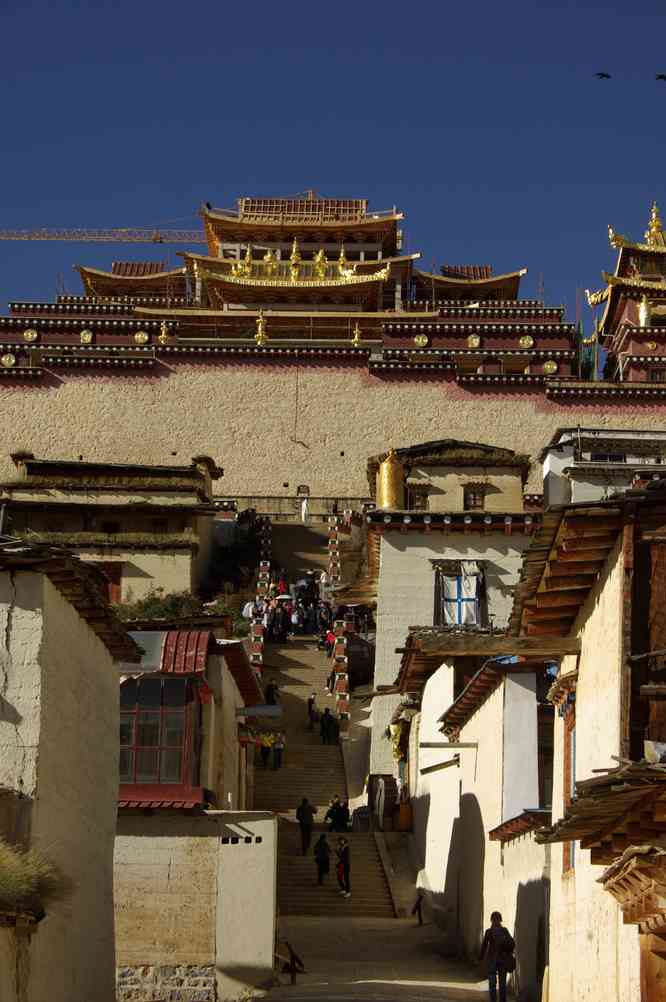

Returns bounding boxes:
[1,0,665,323]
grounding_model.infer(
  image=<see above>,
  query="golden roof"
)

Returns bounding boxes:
[199,265,389,290]
[608,201,666,253]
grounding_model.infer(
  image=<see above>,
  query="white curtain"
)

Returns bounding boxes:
[441,561,481,625]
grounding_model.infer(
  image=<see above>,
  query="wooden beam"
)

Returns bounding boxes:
[563,518,622,534]
[526,623,569,637]
[556,547,613,563]
[547,560,604,576]
[524,605,579,622]
[419,635,581,656]
[560,532,617,549]
[543,574,597,591]
[420,742,479,749]
[535,589,588,608]
[419,756,460,776]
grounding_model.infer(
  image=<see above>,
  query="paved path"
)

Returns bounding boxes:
[271,916,488,1001]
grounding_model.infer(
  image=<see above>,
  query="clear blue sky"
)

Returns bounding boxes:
[1,1,664,323]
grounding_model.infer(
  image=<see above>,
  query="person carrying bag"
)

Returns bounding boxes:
[480,911,515,1002]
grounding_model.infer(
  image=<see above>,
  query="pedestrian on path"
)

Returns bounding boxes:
[320,707,335,745]
[264,680,279,705]
[272,732,286,770]
[480,911,515,1002]
[325,795,341,832]
[336,837,351,897]
[313,833,331,885]
[307,692,318,731]
[296,797,317,855]
[258,732,273,769]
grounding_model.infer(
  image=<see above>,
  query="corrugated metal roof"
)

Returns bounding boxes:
[162,630,212,673]
[111,260,168,277]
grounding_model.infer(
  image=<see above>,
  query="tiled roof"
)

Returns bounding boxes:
[111,261,168,277]
[118,784,206,809]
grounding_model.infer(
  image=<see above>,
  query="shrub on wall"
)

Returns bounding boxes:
[0,839,71,917]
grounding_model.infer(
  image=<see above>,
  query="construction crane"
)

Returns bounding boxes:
[0,227,207,244]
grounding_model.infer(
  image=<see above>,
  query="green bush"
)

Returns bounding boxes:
[113,588,248,636]
[0,840,71,915]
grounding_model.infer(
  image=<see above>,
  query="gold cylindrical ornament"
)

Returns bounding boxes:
[376,449,405,509]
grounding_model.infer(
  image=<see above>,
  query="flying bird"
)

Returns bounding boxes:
[595,72,611,80]
[657,74,666,81]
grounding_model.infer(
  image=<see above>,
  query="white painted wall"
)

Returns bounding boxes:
[502,674,539,822]
[370,532,528,775]
[548,539,641,1002]
[0,572,119,1002]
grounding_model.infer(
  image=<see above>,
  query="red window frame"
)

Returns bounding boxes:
[119,676,200,787]
[98,561,123,604]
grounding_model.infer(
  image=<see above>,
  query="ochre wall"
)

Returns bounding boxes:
[3,361,666,496]
[0,572,119,1002]
[549,541,641,1002]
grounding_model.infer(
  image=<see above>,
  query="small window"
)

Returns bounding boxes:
[463,485,485,510]
[589,452,625,463]
[119,676,198,786]
[98,562,122,604]
[101,520,121,534]
[650,370,666,383]
[151,518,169,533]
[434,563,482,626]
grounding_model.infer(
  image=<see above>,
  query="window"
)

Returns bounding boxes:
[589,452,625,463]
[434,561,483,626]
[151,518,169,533]
[650,370,666,383]
[463,485,485,510]
[119,676,199,786]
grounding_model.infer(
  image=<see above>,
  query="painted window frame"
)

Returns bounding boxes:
[119,676,200,788]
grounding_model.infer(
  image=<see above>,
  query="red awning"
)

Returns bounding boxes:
[161,630,212,674]
[118,784,205,810]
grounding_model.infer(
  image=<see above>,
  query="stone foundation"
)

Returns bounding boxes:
[116,964,216,1001]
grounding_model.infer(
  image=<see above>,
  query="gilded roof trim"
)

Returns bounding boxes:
[200,267,389,290]
[414,268,527,286]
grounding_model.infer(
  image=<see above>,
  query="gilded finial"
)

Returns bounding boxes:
[157,320,171,345]
[351,322,362,347]
[313,248,328,280]
[255,310,268,346]
[290,238,301,281]
[645,201,666,248]
[338,244,348,276]
[263,249,277,277]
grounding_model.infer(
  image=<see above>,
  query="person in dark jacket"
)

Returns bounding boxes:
[336,837,351,897]
[320,707,335,745]
[307,692,318,731]
[325,795,341,831]
[295,797,317,855]
[480,911,515,1002]
[313,833,330,885]
[338,800,350,831]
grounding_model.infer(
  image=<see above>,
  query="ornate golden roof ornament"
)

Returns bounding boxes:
[157,320,171,345]
[645,201,666,248]
[290,238,302,281]
[351,322,362,347]
[376,448,405,510]
[234,244,253,278]
[338,244,356,278]
[255,310,268,346]
[263,249,278,278]
[313,248,328,281]
[639,294,652,328]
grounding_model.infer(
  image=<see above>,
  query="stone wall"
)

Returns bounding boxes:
[114,813,277,1002]
[370,531,529,775]
[548,540,641,1002]
[2,361,665,496]
[79,549,193,600]
[0,572,119,1002]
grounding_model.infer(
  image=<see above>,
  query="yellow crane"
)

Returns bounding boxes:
[0,227,207,244]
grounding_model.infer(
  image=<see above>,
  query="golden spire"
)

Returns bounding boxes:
[290,238,301,281]
[351,321,362,347]
[313,248,328,280]
[157,320,171,345]
[255,310,268,346]
[645,201,666,248]
[338,244,348,276]
[263,248,277,277]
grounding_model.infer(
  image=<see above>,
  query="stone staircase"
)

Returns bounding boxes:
[253,637,395,918]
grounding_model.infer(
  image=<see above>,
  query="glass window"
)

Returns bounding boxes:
[118,675,198,786]
[463,486,485,510]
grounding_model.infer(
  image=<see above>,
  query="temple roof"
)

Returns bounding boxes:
[202,198,402,255]
[608,201,666,254]
[367,439,530,493]
[76,263,187,297]
[413,268,527,301]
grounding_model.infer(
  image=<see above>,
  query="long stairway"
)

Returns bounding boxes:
[254,636,395,918]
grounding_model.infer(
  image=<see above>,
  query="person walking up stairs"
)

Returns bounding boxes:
[253,635,395,918]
